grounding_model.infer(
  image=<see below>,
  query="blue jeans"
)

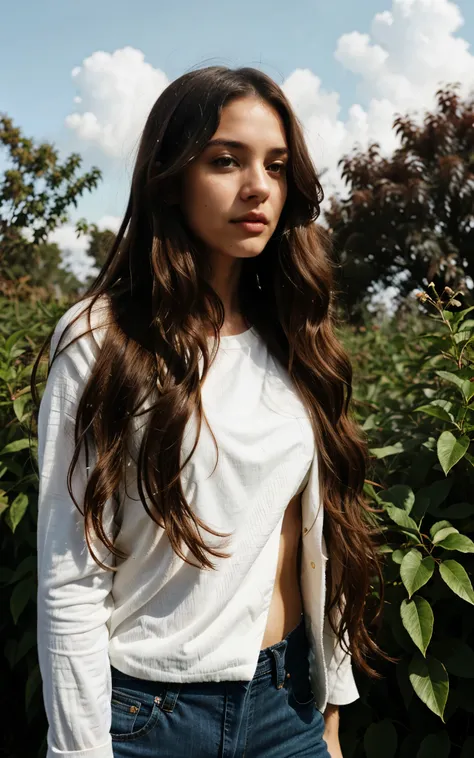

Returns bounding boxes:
[110,617,330,757]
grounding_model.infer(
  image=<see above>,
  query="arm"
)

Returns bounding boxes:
[322,597,359,758]
[323,704,343,758]
[37,312,115,758]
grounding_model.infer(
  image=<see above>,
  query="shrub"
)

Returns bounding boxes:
[0,295,67,758]
[340,285,474,758]
[0,285,472,757]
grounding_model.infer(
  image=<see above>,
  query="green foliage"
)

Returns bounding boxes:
[0,294,69,758]
[340,284,474,757]
[84,224,116,271]
[0,113,101,293]
[2,281,473,757]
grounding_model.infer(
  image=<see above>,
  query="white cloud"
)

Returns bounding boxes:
[282,0,474,312]
[59,0,473,303]
[64,0,474,203]
[65,47,169,158]
[283,0,474,199]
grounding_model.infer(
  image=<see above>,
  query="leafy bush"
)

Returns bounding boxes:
[0,285,472,758]
[340,285,474,758]
[0,295,67,758]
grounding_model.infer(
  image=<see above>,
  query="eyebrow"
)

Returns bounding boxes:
[204,139,289,157]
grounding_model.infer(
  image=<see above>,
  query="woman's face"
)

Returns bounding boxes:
[180,95,289,263]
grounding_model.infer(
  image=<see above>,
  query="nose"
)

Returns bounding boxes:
[240,163,271,203]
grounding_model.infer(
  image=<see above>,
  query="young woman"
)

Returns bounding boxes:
[33,65,384,758]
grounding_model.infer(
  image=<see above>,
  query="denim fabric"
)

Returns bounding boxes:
[110,617,331,757]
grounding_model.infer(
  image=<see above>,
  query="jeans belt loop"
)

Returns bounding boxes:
[160,683,181,712]
[271,647,286,690]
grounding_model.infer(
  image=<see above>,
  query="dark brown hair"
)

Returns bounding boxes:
[32,65,385,677]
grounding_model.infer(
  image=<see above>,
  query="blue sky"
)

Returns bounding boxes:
[1,0,473,279]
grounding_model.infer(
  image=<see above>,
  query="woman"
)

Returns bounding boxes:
[32,65,384,758]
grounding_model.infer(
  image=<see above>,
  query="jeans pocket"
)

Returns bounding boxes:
[110,686,162,742]
[287,676,315,707]
[285,657,315,707]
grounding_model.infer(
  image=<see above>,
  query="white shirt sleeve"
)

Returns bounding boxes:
[37,310,115,758]
[323,615,360,706]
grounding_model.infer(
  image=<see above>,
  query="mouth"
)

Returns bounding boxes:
[230,213,269,235]
[231,219,267,234]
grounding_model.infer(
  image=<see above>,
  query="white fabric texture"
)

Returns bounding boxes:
[37,298,359,758]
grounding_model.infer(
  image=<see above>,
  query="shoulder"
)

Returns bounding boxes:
[49,294,112,384]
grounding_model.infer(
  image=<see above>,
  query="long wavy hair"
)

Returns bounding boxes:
[31,65,385,677]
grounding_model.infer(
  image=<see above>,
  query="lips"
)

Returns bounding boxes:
[231,219,267,235]
[232,214,269,224]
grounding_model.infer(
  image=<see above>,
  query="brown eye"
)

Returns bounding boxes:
[212,156,238,168]
[268,162,287,174]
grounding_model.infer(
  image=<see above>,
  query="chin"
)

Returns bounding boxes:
[233,239,269,259]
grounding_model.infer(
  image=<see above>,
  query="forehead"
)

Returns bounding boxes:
[213,96,287,148]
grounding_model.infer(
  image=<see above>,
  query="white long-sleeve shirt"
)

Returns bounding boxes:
[37,297,359,758]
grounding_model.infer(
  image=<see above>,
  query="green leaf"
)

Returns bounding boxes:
[431,501,474,520]
[432,526,459,544]
[437,431,470,475]
[4,493,29,533]
[417,732,450,758]
[400,597,434,656]
[363,481,382,503]
[435,370,472,402]
[400,551,435,598]
[379,485,415,514]
[430,521,455,539]
[0,438,31,455]
[10,578,31,624]
[384,504,419,534]
[431,639,474,678]
[13,393,30,423]
[414,400,455,423]
[453,330,473,344]
[439,560,474,605]
[363,720,398,758]
[409,654,449,720]
[4,328,28,354]
[392,549,408,565]
[437,533,474,553]
[369,442,404,459]
[416,479,453,513]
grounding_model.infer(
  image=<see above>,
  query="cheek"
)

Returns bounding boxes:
[277,182,288,214]
[184,178,230,232]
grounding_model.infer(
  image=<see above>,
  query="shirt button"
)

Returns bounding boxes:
[303,527,308,534]
[310,561,316,569]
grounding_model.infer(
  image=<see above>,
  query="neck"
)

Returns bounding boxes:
[207,252,244,327]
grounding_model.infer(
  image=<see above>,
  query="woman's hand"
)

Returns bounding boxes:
[323,704,343,758]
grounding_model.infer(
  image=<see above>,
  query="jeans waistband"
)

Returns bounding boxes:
[110,615,308,692]
[253,615,307,687]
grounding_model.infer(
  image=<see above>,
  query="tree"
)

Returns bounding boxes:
[85,224,116,270]
[0,114,102,293]
[325,84,474,321]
